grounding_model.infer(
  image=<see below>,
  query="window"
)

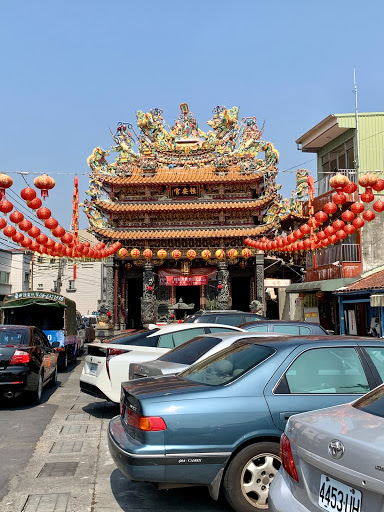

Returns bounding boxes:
[299,326,312,335]
[158,333,174,349]
[159,336,223,365]
[52,281,58,292]
[37,283,43,290]
[208,327,238,333]
[216,315,242,326]
[24,272,30,283]
[353,384,384,418]
[172,328,205,347]
[0,327,29,345]
[110,329,160,347]
[245,324,269,332]
[0,271,9,284]
[68,280,76,290]
[272,325,300,334]
[365,347,384,381]
[181,342,275,386]
[281,347,369,394]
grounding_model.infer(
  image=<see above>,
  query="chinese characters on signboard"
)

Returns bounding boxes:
[170,185,200,198]
[165,275,208,286]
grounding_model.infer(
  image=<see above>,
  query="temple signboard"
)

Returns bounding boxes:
[165,275,208,286]
[170,185,200,198]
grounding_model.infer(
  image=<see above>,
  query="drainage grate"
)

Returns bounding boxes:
[60,424,91,434]
[38,462,79,478]
[50,441,83,454]
[22,493,70,511]
[65,413,90,421]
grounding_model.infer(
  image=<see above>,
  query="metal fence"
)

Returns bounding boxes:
[317,169,357,196]
[306,244,361,269]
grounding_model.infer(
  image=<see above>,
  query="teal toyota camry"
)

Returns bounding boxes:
[108,334,384,512]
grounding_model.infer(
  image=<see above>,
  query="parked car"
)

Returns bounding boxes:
[0,325,58,404]
[269,380,384,512]
[108,336,384,512]
[240,320,328,335]
[129,331,288,380]
[184,310,267,326]
[81,323,244,403]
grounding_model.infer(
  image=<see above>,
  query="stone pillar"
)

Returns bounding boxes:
[104,257,114,320]
[216,261,230,310]
[200,284,206,309]
[142,262,156,325]
[255,253,265,314]
[113,265,119,330]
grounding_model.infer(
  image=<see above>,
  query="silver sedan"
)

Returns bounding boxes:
[269,383,384,512]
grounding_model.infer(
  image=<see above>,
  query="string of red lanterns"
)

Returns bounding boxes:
[244,173,384,263]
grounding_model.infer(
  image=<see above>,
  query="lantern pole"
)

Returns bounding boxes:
[71,176,79,281]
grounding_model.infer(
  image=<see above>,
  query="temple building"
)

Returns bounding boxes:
[84,104,306,328]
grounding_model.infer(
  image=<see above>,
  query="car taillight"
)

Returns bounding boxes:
[280,433,299,482]
[125,408,166,431]
[9,350,31,365]
[106,349,126,380]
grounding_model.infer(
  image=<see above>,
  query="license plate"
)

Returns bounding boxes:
[319,474,362,512]
[89,363,98,376]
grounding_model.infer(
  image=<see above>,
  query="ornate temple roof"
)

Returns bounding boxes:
[93,195,276,214]
[91,224,277,241]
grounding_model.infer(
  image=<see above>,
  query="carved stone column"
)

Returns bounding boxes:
[142,262,156,325]
[104,257,114,320]
[255,253,265,313]
[216,261,230,310]
[113,265,119,329]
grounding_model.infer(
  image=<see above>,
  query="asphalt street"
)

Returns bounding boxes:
[0,356,232,512]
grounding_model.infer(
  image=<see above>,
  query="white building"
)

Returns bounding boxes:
[0,249,32,301]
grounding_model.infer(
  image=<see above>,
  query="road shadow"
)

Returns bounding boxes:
[110,468,231,511]
[81,400,119,419]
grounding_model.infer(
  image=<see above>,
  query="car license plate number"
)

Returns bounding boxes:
[89,363,97,376]
[319,474,362,512]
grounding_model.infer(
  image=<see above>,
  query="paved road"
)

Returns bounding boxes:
[0,357,231,512]
[0,360,76,502]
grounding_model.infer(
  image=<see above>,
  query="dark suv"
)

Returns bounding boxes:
[184,310,267,326]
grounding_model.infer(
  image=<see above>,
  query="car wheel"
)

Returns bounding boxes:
[48,364,58,387]
[30,372,43,405]
[223,442,281,511]
[62,351,68,370]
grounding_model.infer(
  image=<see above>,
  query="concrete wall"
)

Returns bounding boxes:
[0,249,32,299]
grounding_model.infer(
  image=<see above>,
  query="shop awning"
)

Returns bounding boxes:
[1,298,68,309]
[285,278,357,294]
[371,294,384,307]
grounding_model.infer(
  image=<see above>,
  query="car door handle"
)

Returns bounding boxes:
[279,412,299,421]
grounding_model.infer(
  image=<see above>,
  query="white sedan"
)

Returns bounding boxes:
[80,323,244,403]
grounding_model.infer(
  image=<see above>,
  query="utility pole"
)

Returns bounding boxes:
[56,259,63,294]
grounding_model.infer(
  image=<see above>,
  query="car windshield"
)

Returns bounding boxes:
[181,342,275,386]
[109,329,160,347]
[353,384,384,418]
[158,336,223,365]
[0,328,29,345]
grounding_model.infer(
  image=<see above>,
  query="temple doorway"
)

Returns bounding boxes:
[231,277,251,312]
[126,278,143,329]
[175,286,201,318]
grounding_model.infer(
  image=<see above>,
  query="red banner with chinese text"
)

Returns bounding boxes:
[165,275,208,286]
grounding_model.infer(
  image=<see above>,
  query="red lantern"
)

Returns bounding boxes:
[287,233,296,244]
[361,191,375,203]
[329,234,338,244]
[293,229,304,240]
[333,192,347,208]
[44,217,59,230]
[52,226,66,238]
[9,211,24,224]
[373,200,384,213]
[27,197,42,210]
[324,226,336,237]
[21,237,32,248]
[0,218,6,230]
[352,217,365,229]
[3,225,16,238]
[30,241,40,252]
[299,224,310,236]
[115,242,122,250]
[28,226,41,238]
[45,239,55,249]
[34,174,55,199]
[336,229,347,240]
[12,232,24,244]
[147,285,153,291]
[359,173,377,188]
[322,238,331,247]
[303,239,311,250]
[342,181,358,195]
[0,199,13,215]
[314,211,328,224]
[308,218,320,229]
[344,224,356,237]
[36,233,48,245]
[341,210,355,223]
[19,219,33,231]
[61,233,73,245]
[330,174,349,189]
[217,284,223,290]
[0,174,13,200]
[20,187,36,201]
[317,230,326,240]
[297,241,304,251]
[323,202,337,216]
[53,242,63,253]
[36,207,51,220]
[332,219,345,231]
[363,210,376,222]
[351,202,365,215]
[373,178,384,192]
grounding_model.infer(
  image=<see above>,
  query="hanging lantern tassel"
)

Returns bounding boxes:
[73,263,77,281]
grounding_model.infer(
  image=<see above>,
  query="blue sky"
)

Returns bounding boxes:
[1,0,384,239]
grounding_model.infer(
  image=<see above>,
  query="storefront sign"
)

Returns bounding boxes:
[165,275,208,286]
[347,310,357,335]
[170,185,200,198]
